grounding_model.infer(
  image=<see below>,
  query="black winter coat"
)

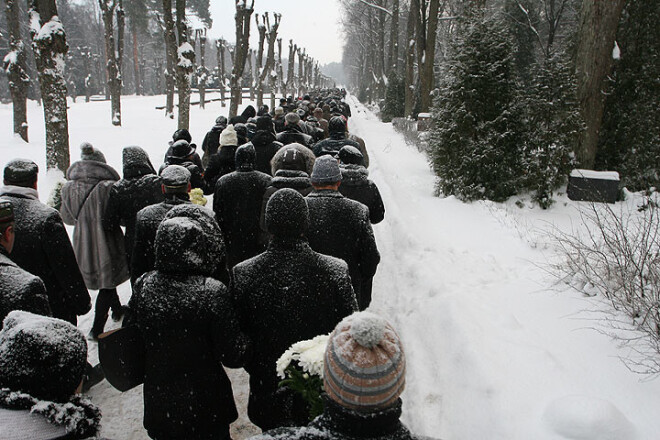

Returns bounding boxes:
[276,126,314,147]
[273,117,286,133]
[0,188,90,324]
[232,237,358,431]
[305,190,380,310]
[104,165,163,266]
[339,165,385,224]
[248,131,283,175]
[312,133,361,158]
[260,170,313,231]
[130,214,249,440]
[213,168,271,268]
[0,249,51,324]
[204,145,238,189]
[253,397,422,440]
[201,124,225,168]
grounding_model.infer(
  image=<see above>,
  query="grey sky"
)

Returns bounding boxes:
[207,0,344,65]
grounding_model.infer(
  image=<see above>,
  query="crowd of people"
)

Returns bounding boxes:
[0,89,428,440]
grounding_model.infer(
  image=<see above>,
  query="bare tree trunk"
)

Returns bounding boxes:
[255,14,267,107]
[131,19,142,95]
[197,29,207,109]
[117,0,125,75]
[100,0,122,125]
[216,39,226,107]
[4,0,29,141]
[83,49,92,102]
[162,0,176,119]
[175,0,194,130]
[286,40,296,97]
[276,38,283,97]
[297,47,305,96]
[389,0,400,74]
[575,0,626,169]
[257,13,281,110]
[229,0,254,119]
[417,0,439,113]
[247,49,255,101]
[28,0,70,172]
[405,0,418,117]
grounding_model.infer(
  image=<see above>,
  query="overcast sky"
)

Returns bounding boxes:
[207,0,344,65]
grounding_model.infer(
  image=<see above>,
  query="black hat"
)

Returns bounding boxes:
[280,147,307,172]
[215,115,228,126]
[235,144,256,171]
[169,140,196,160]
[172,128,192,143]
[256,115,274,132]
[3,159,38,186]
[339,145,364,166]
[0,200,14,223]
[329,116,347,133]
[265,188,309,237]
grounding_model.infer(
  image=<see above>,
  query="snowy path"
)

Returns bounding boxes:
[348,97,660,440]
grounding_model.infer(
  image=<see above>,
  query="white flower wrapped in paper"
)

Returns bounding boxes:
[276,334,329,379]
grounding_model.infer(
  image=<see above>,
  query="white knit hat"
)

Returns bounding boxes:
[220,124,238,147]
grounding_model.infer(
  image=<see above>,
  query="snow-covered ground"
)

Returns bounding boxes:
[1,94,659,440]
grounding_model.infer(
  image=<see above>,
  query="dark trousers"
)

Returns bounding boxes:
[91,288,122,335]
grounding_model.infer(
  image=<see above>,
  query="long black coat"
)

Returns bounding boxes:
[276,126,314,147]
[0,189,90,324]
[0,249,51,324]
[248,131,283,176]
[130,207,249,440]
[231,238,358,431]
[305,190,380,310]
[201,124,225,168]
[204,145,238,189]
[339,165,385,224]
[213,166,271,268]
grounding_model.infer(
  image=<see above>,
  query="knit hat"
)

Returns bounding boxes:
[311,155,342,185]
[3,159,38,186]
[280,147,308,172]
[274,106,284,116]
[220,124,238,147]
[80,142,107,163]
[256,115,275,133]
[339,145,364,166]
[169,139,196,160]
[0,311,87,402]
[285,112,300,126]
[323,311,406,412]
[265,188,309,237]
[329,116,347,134]
[0,200,14,223]
[235,144,256,171]
[161,164,191,188]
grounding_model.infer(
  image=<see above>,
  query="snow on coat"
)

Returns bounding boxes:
[260,170,314,231]
[61,160,129,290]
[338,165,385,224]
[245,130,283,176]
[312,133,361,159]
[270,143,316,176]
[204,145,238,189]
[276,124,314,148]
[0,249,51,324]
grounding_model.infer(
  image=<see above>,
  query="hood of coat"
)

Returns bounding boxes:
[66,160,120,182]
[235,144,256,171]
[339,164,368,183]
[122,146,156,179]
[270,143,316,176]
[272,170,312,191]
[155,204,224,276]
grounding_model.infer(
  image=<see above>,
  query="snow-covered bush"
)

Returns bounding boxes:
[552,194,660,374]
[380,70,405,123]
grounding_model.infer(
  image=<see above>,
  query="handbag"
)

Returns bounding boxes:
[98,325,145,392]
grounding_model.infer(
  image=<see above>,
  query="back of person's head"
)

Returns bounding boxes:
[220,124,238,147]
[0,311,87,402]
[338,145,365,167]
[0,200,15,253]
[270,143,316,175]
[256,115,275,133]
[168,139,196,160]
[274,106,285,117]
[161,165,191,194]
[172,128,192,143]
[279,147,308,172]
[235,144,256,171]
[285,112,301,126]
[328,116,347,134]
[257,105,269,116]
[3,159,38,188]
[311,155,342,186]
[122,146,156,178]
[323,311,406,412]
[265,188,309,238]
[234,123,249,144]
[80,142,106,163]
[215,115,228,126]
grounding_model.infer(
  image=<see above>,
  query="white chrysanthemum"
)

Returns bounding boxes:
[275,334,329,379]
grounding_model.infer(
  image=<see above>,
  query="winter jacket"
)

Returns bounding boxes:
[61,160,129,290]
[276,125,314,148]
[246,130,283,176]
[130,207,249,440]
[204,145,238,189]
[260,170,313,231]
[305,189,380,310]
[213,150,272,268]
[252,397,422,440]
[312,133,361,158]
[273,116,286,133]
[201,124,226,168]
[160,157,208,194]
[0,186,91,324]
[338,165,385,224]
[232,237,358,430]
[0,249,51,324]
[163,146,204,170]
[229,105,257,125]
[104,147,164,266]
[348,133,370,168]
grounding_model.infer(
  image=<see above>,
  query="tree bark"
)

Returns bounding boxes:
[131,17,142,95]
[286,40,296,98]
[28,0,70,172]
[4,0,29,141]
[162,0,176,119]
[417,0,439,113]
[574,0,626,169]
[389,0,400,74]
[297,47,305,96]
[405,0,418,117]
[99,0,122,125]
[229,0,254,119]
[175,0,193,130]
[257,13,280,109]
[217,39,226,107]
[197,30,207,109]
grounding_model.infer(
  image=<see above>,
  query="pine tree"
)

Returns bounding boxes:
[381,70,405,123]
[430,14,522,202]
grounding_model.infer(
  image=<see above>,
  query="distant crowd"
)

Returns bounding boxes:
[0,89,427,440]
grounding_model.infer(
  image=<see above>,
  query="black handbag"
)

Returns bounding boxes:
[98,326,145,392]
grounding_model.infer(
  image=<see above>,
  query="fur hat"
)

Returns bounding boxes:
[3,159,38,186]
[311,155,342,185]
[235,144,256,171]
[80,142,106,163]
[274,106,285,116]
[285,112,301,126]
[161,164,191,188]
[270,143,316,175]
[220,125,238,147]
[0,311,87,402]
[256,115,275,133]
[280,147,308,172]
[265,188,309,237]
[338,145,364,166]
[329,116,347,134]
[324,311,406,412]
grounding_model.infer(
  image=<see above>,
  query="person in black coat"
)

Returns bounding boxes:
[201,116,227,168]
[160,139,209,194]
[338,146,385,224]
[163,128,204,170]
[213,144,271,269]
[312,116,361,158]
[305,156,380,310]
[204,124,240,189]
[246,115,283,175]
[105,146,164,268]
[232,188,358,431]
[0,200,51,323]
[229,104,256,125]
[129,204,249,440]
[276,113,314,147]
[0,159,91,324]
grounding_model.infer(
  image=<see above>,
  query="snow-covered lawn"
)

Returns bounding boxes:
[1,94,659,439]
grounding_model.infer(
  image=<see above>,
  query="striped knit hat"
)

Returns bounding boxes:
[323,312,406,412]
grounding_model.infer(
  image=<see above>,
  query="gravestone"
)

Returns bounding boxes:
[567,169,620,204]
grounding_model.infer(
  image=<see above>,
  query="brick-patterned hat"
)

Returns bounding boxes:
[323,311,406,412]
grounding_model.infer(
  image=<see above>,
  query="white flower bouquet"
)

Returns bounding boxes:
[276,334,329,419]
